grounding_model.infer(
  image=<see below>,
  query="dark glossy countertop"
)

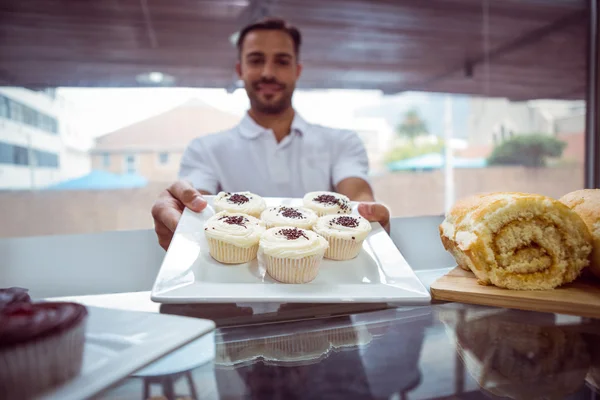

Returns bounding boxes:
[95,301,600,400]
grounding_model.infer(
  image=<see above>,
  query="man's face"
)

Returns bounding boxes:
[236,30,302,115]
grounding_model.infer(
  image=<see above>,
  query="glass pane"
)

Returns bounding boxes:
[0,0,589,238]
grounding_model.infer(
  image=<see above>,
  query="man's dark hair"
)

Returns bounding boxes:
[236,17,302,59]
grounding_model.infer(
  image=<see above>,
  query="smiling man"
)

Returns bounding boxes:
[151,17,390,250]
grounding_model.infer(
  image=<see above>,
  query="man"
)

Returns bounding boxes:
[152,17,390,251]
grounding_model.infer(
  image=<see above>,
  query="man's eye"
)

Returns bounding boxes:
[248,58,263,65]
[277,59,291,66]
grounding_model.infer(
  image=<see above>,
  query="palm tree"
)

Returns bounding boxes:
[396,109,428,143]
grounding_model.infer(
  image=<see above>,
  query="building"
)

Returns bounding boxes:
[0,87,92,190]
[458,98,586,160]
[91,99,241,182]
[466,98,584,146]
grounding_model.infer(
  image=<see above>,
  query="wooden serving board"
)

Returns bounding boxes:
[430,267,600,319]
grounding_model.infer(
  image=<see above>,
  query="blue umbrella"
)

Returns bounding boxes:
[387,153,487,172]
[45,170,148,190]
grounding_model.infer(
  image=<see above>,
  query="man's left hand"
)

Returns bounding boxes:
[357,202,390,234]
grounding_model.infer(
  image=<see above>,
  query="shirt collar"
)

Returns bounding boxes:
[238,111,308,139]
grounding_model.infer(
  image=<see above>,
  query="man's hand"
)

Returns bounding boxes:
[358,202,390,234]
[151,180,208,250]
[334,177,391,234]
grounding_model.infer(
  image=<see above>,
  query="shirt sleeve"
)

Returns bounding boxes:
[178,138,219,194]
[331,130,370,187]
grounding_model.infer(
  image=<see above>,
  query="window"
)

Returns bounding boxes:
[0,95,8,118]
[124,154,136,174]
[0,0,592,241]
[12,146,28,166]
[0,142,12,164]
[34,150,60,168]
[9,102,23,123]
[102,153,111,168]
[158,152,169,164]
[1,96,59,134]
[0,141,59,168]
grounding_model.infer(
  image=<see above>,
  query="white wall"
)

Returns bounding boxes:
[0,118,62,153]
[0,164,61,190]
[61,148,91,180]
[555,113,585,134]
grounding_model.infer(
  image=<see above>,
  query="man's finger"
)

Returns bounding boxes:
[357,203,376,220]
[152,201,184,233]
[167,180,207,212]
[358,203,391,233]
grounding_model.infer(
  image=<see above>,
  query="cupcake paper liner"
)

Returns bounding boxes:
[0,317,87,399]
[320,235,364,260]
[207,237,258,264]
[264,253,324,283]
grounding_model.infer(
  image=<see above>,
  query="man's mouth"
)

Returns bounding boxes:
[255,82,284,95]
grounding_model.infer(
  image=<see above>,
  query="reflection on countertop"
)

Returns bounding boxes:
[99,303,600,400]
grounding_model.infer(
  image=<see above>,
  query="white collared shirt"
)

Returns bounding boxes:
[179,112,369,197]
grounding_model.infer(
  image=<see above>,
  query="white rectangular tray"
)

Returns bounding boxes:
[151,196,431,304]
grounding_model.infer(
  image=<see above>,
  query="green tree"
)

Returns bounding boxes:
[396,109,428,142]
[487,134,567,167]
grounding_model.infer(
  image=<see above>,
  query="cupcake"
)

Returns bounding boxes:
[259,227,329,283]
[204,211,266,264]
[0,300,88,399]
[260,206,318,230]
[213,191,266,218]
[313,214,372,260]
[302,191,352,217]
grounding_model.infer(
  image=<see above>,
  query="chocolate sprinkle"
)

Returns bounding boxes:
[332,216,359,228]
[279,207,305,219]
[219,215,248,227]
[313,194,350,212]
[279,228,309,240]
[227,194,250,205]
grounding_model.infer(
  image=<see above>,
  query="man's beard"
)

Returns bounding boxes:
[247,79,293,115]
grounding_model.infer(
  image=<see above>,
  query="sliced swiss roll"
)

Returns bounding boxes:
[439,192,593,290]
[559,189,600,279]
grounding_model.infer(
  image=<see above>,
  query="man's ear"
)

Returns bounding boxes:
[296,63,303,79]
[235,62,242,78]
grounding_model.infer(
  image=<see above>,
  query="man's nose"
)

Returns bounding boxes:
[261,61,276,79]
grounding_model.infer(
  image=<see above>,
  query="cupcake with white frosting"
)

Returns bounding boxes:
[302,191,352,217]
[313,215,371,260]
[204,211,266,264]
[259,227,329,283]
[260,206,318,230]
[213,191,266,218]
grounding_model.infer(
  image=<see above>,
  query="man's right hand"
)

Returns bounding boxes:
[151,180,208,251]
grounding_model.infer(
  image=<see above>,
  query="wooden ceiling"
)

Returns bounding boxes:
[0,0,589,101]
